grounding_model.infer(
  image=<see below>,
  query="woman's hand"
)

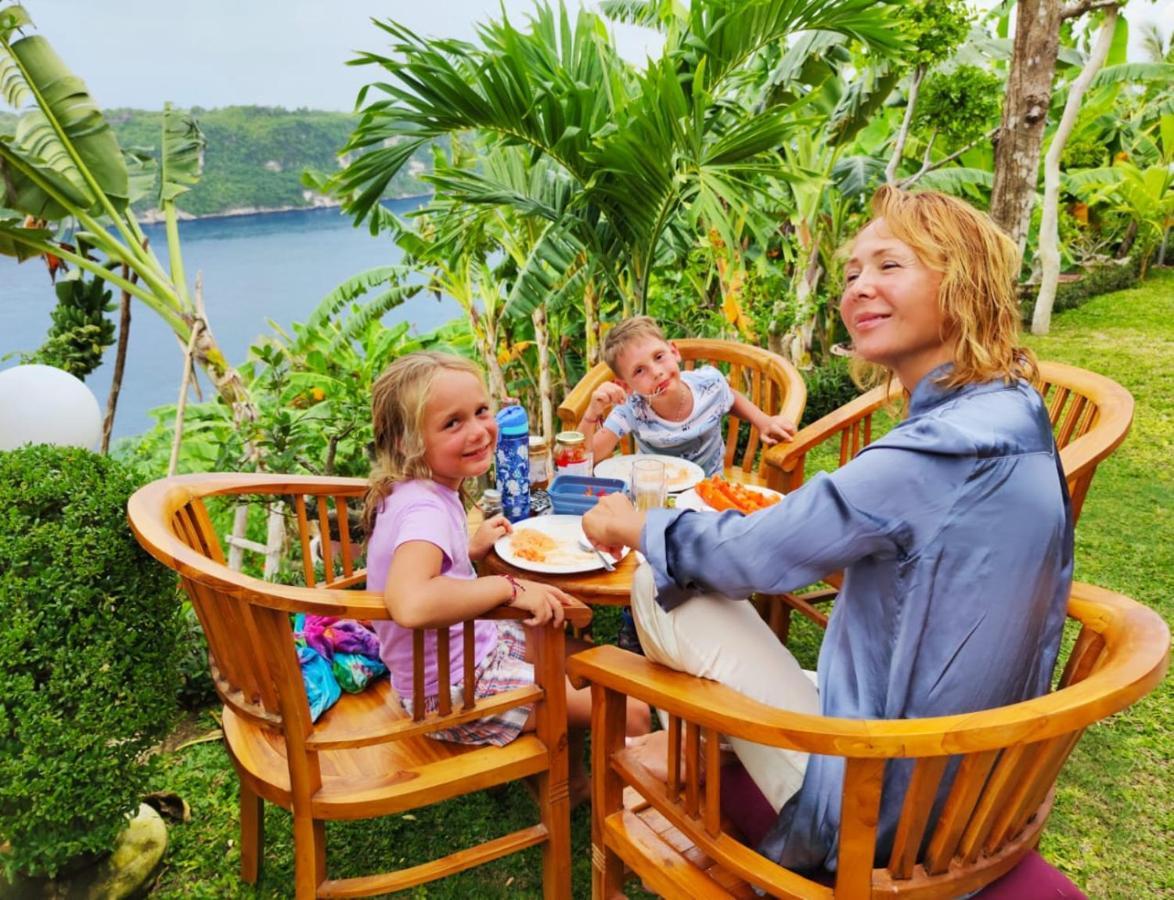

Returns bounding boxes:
[510,579,574,627]
[583,492,646,557]
[469,513,511,561]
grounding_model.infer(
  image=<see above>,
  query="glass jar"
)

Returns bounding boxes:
[528,434,551,490]
[479,487,503,518]
[553,430,593,478]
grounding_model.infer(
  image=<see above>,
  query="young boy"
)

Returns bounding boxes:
[577,316,796,476]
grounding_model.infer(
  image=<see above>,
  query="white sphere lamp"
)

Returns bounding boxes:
[0,364,103,451]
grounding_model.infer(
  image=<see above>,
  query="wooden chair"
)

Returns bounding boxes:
[567,582,1169,899]
[558,339,807,486]
[759,361,1135,637]
[127,473,590,899]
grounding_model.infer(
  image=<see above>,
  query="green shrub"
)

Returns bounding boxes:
[801,356,862,426]
[1020,255,1140,322]
[0,445,181,879]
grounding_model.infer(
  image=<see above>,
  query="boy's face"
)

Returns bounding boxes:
[614,336,682,398]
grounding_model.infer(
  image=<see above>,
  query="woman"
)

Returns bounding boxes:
[583,186,1074,871]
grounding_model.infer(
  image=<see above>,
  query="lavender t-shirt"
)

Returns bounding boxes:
[366,479,497,697]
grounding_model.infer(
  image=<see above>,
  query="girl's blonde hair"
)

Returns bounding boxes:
[864,185,1036,388]
[362,350,484,538]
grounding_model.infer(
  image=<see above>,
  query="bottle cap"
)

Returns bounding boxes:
[495,404,529,436]
[480,488,502,505]
[528,434,547,450]
[555,430,585,445]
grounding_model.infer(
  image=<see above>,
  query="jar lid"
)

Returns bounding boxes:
[481,488,502,502]
[555,430,585,445]
[528,434,547,449]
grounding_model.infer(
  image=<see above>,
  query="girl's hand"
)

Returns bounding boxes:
[586,381,627,421]
[510,579,574,627]
[760,414,797,446]
[582,492,646,557]
[470,514,511,561]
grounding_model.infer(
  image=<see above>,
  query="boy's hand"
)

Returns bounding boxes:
[470,514,511,560]
[510,579,574,627]
[759,414,797,446]
[586,381,628,422]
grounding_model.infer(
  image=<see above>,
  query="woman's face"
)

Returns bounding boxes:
[840,218,952,388]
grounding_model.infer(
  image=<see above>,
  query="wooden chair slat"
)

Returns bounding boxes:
[293,494,315,588]
[704,727,722,837]
[923,749,999,874]
[668,713,682,801]
[334,495,354,578]
[436,627,451,717]
[685,720,702,818]
[412,629,426,722]
[315,495,334,582]
[958,745,1026,863]
[1059,626,1106,688]
[1046,385,1071,427]
[463,622,476,710]
[1055,394,1088,448]
[836,757,885,899]
[887,755,950,879]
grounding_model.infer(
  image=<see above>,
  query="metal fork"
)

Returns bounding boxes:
[580,535,616,571]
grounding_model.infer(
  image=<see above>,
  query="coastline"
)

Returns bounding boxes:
[136,193,430,224]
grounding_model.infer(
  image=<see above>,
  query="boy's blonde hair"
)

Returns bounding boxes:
[602,316,669,377]
[864,185,1036,388]
[362,350,483,537]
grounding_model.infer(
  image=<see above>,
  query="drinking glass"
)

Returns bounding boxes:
[631,458,667,511]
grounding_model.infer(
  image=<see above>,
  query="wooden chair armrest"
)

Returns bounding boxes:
[762,381,898,488]
[557,360,615,430]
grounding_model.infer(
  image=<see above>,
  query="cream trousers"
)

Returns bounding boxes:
[631,561,819,812]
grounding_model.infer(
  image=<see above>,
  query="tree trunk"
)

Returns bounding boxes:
[583,278,600,368]
[885,65,925,185]
[532,304,554,441]
[1034,7,1118,335]
[100,264,134,454]
[990,0,1064,253]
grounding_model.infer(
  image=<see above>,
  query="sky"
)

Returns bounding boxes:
[14,0,1174,113]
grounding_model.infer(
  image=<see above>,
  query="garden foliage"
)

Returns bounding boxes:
[0,445,181,878]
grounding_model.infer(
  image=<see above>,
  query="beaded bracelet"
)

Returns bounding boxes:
[501,573,523,602]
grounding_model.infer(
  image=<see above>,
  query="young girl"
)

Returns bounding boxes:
[362,351,648,793]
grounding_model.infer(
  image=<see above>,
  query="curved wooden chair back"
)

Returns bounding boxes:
[763,361,1133,522]
[567,582,1169,899]
[128,473,588,899]
[558,338,807,483]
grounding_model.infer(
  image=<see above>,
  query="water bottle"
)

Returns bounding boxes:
[494,405,531,522]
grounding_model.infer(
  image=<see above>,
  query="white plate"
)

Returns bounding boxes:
[495,515,631,575]
[592,454,705,493]
[676,483,784,512]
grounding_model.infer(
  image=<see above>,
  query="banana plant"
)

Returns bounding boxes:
[331,0,904,316]
[0,5,256,434]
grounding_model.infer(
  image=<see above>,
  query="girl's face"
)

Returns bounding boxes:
[840,218,952,388]
[421,369,497,489]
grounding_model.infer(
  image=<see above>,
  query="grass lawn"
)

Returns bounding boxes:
[144,270,1172,898]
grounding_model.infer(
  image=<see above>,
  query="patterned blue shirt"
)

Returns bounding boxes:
[602,366,735,476]
[640,366,1074,871]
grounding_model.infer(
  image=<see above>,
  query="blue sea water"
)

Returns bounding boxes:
[0,198,460,440]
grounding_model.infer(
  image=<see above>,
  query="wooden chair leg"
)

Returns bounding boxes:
[292,815,326,900]
[537,770,573,899]
[238,779,264,884]
[591,684,627,900]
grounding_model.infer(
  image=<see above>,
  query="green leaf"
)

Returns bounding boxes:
[832,154,884,198]
[1106,13,1128,69]
[122,145,157,206]
[0,214,50,259]
[1089,62,1174,89]
[158,103,204,203]
[0,33,128,212]
[915,166,993,192]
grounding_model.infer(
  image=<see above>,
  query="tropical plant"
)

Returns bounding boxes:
[16,264,115,376]
[330,0,905,319]
[0,6,255,439]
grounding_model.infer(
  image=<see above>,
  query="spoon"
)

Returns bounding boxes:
[579,534,616,572]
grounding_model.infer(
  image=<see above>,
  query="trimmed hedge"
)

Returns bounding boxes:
[0,445,181,878]
[1020,256,1140,323]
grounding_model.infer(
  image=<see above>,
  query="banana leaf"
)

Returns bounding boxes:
[159,102,204,203]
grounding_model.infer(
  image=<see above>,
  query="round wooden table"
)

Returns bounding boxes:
[478,546,639,606]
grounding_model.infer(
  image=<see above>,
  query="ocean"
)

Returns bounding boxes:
[0,198,460,440]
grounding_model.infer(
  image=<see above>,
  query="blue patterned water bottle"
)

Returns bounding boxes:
[494,405,531,522]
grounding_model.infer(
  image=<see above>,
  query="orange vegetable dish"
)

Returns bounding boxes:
[694,476,781,514]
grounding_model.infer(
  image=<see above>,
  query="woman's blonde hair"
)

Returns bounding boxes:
[362,350,484,537]
[863,185,1036,388]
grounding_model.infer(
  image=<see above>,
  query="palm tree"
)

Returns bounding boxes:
[330,0,903,316]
